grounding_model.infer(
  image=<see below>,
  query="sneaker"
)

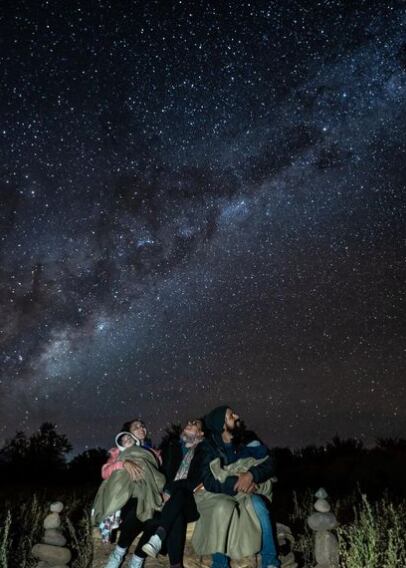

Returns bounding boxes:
[105,547,126,568]
[142,534,162,558]
[129,554,145,568]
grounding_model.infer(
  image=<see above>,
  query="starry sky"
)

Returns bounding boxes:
[1,0,406,454]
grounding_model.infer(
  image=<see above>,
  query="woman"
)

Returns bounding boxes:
[93,418,164,568]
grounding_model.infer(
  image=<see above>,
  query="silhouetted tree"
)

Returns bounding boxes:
[326,435,364,455]
[0,430,29,469]
[376,437,406,451]
[68,447,108,483]
[0,422,72,481]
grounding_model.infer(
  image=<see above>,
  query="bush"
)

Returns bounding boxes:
[338,494,406,568]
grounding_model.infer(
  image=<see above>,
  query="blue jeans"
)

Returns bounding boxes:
[211,495,280,568]
[252,494,280,567]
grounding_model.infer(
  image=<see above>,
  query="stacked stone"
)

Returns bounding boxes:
[32,501,72,568]
[307,488,338,568]
[276,522,298,568]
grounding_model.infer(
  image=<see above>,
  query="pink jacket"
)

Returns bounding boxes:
[101,447,124,480]
[101,446,162,480]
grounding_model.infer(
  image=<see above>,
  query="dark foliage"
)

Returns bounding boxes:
[68,447,109,483]
[1,423,406,502]
[0,422,72,482]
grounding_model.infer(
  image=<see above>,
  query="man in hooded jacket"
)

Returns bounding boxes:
[198,405,280,568]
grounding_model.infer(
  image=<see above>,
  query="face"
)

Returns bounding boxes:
[182,419,203,439]
[120,433,135,448]
[224,408,240,432]
[129,420,147,441]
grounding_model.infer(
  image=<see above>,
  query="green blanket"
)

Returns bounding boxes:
[191,456,273,559]
[92,446,165,524]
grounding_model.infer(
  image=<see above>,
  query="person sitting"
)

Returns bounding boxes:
[92,418,164,568]
[138,418,205,568]
[192,405,280,568]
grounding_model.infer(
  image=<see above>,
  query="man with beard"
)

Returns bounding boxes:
[196,405,280,568]
[137,418,205,568]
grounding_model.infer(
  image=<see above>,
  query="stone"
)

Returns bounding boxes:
[315,487,328,499]
[314,530,339,565]
[42,528,67,546]
[276,522,295,544]
[43,512,61,529]
[314,498,331,513]
[32,543,71,564]
[50,501,64,513]
[280,551,298,567]
[307,512,338,531]
[35,563,69,568]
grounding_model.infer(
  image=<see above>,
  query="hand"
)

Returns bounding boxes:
[233,472,255,493]
[245,482,258,494]
[162,492,171,503]
[123,460,144,482]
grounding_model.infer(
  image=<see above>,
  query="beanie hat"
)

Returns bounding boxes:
[204,405,229,433]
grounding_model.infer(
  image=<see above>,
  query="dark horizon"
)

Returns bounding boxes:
[1,1,405,453]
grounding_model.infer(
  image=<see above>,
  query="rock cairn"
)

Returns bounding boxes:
[276,522,298,568]
[307,488,338,568]
[32,501,72,568]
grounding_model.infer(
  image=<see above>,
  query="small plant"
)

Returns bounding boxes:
[0,510,11,568]
[290,488,314,524]
[293,524,313,567]
[66,510,94,568]
[338,494,406,568]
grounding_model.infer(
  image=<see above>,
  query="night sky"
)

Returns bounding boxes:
[1,0,406,454]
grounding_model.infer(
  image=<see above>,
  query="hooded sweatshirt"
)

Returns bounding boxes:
[200,405,274,495]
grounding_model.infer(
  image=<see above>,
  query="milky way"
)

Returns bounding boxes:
[1,0,405,452]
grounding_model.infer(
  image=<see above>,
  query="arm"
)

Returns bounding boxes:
[198,442,239,496]
[248,454,274,484]
[101,448,125,480]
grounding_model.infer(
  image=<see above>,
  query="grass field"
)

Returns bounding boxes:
[1,487,405,568]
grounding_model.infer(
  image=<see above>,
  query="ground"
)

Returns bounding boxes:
[91,524,298,568]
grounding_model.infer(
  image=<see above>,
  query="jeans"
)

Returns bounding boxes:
[252,495,280,567]
[211,495,280,568]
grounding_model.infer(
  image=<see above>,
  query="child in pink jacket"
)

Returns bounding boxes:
[99,417,162,567]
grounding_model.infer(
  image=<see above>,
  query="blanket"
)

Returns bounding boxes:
[191,456,273,559]
[92,445,165,524]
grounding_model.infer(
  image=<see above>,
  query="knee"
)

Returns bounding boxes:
[214,500,235,518]
[252,495,267,513]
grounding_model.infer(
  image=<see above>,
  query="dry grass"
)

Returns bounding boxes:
[2,487,406,568]
[338,494,406,568]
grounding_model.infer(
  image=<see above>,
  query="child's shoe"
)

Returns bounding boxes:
[142,534,162,557]
[129,554,145,568]
[105,546,126,568]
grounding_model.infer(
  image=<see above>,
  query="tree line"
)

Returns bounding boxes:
[1,422,405,498]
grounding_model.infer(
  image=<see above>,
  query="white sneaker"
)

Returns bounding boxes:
[129,554,145,568]
[105,547,126,568]
[142,534,162,558]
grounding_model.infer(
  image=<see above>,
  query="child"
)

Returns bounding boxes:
[102,419,161,482]
[94,419,164,568]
